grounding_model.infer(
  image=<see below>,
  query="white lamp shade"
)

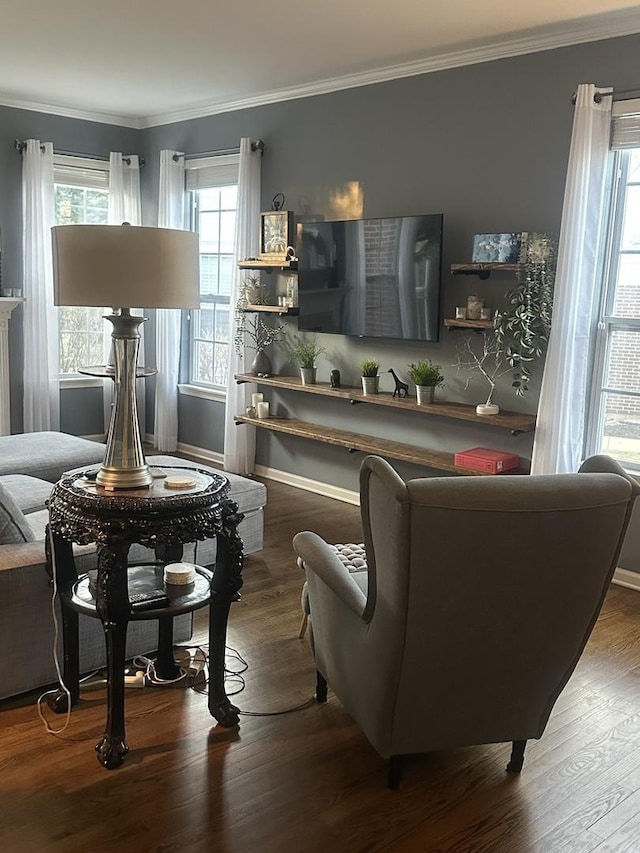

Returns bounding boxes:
[51,224,201,309]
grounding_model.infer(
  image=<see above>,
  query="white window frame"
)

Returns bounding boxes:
[182,154,239,400]
[54,154,110,387]
[585,99,640,469]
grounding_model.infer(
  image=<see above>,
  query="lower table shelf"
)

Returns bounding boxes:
[234,414,530,475]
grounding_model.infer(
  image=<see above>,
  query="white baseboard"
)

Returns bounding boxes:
[612,567,640,592]
[174,441,359,504]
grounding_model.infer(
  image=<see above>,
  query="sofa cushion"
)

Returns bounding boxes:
[0,482,35,544]
[0,475,54,514]
[0,432,105,482]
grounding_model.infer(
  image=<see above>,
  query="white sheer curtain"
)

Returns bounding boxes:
[22,139,59,432]
[105,153,143,437]
[224,138,262,474]
[154,150,186,451]
[531,84,613,475]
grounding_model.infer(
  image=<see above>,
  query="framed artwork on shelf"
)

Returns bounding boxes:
[260,210,295,260]
[471,232,528,264]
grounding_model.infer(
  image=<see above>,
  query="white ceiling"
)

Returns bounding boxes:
[2,0,640,128]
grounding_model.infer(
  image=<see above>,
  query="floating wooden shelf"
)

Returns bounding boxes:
[235,373,536,435]
[444,318,494,331]
[234,414,530,475]
[239,304,299,316]
[237,259,298,272]
[451,262,522,279]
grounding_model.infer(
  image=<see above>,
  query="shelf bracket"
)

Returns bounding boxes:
[349,399,361,406]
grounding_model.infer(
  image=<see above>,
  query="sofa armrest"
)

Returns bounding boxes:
[293,531,367,619]
[0,541,48,573]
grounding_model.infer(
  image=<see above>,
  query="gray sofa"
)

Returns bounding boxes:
[0,433,266,700]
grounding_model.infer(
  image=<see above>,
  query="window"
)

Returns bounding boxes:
[186,155,239,390]
[54,156,110,375]
[587,146,640,467]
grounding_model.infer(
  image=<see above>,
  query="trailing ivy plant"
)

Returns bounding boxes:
[493,233,557,396]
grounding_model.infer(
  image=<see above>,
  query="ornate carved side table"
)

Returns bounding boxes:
[46,466,244,769]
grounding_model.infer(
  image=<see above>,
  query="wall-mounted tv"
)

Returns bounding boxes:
[297,213,443,342]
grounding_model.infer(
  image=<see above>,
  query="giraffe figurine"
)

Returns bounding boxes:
[388,368,409,398]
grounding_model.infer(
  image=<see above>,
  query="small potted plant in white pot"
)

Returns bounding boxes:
[407,359,444,405]
[360,358,380,395]
[288,333,326,385]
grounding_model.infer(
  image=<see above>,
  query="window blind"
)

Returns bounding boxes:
[611,98,640,150]
[185,154,239,190]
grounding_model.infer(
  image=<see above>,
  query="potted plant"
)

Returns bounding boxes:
[234,287,286,376]
[360,358,380,395]
[287,333,326,385]
[407,360,444,405]
[494,233,556,396]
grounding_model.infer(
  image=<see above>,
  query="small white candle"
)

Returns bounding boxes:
[256,401,270,419]
[251,392,264,408]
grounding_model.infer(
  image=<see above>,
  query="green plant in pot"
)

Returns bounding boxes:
[407,359,444,405]
[359,358,380,395]
[288,333,326,385]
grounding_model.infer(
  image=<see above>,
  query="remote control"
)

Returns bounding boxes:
[129,589,170,610]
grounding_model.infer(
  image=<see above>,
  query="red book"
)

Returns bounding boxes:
[454,447,520,474]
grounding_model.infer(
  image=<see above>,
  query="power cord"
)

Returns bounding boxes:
[36,525,72,735]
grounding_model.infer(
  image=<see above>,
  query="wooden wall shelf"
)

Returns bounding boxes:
[444,318,494,331]
[234,414,530,475]
[235,373,535,435]
[451,263,522,280]
[238,259,298,272]
[239,304,299,316]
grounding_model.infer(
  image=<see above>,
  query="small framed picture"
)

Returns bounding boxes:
[260,210,295,260]
[472,232,528,264]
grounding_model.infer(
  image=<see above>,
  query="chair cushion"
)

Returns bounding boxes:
[0,475,54,515]
[0,482,35,544]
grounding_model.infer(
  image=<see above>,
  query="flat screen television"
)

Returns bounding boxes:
[297,213,443,342]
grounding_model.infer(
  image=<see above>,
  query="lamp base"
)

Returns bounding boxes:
[96,463,153,491]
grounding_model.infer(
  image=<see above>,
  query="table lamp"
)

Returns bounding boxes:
[51,224,200,490]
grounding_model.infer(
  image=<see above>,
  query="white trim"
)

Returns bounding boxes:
[175,440,360,503]
[60,375,103,390]
[0,92,140,128]
[612,98,640,116]
[612,567,640,592]
[178,383,226,403]
[3,8,640,129]
[139,8,640,128]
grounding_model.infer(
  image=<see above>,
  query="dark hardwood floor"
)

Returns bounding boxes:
[2,477,640,852]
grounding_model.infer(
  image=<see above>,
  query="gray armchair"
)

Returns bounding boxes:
[293,454,639,788]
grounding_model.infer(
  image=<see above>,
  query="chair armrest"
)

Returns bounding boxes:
[293,531,367,619]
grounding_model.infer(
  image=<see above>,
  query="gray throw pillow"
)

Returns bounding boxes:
[0,482,36,544]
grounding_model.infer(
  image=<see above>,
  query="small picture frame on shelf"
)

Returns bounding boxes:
[260,210,295,260]
[471,232,528,264]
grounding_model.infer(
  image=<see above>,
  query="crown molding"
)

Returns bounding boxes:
[0,92,141,129]
[3,7,640,130]
[139,7,640,127]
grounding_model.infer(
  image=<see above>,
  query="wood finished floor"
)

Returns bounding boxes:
[2,478,640,852]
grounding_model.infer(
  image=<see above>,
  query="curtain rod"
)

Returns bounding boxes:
[13,139,145,167]
[173,139,264,162]
[571,87,640,105]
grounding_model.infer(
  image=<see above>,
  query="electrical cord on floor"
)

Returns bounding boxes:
[190,644,317,716]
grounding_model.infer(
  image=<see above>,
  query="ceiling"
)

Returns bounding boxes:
[2,0,640,128]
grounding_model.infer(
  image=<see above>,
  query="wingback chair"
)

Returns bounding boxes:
[293,454,639,788]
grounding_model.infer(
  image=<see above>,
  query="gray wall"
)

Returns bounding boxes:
[0,106,138,434]
[139,33,640,494]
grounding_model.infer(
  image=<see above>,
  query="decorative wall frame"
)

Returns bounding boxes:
[260,210,295,260]
[472,232,528,264]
